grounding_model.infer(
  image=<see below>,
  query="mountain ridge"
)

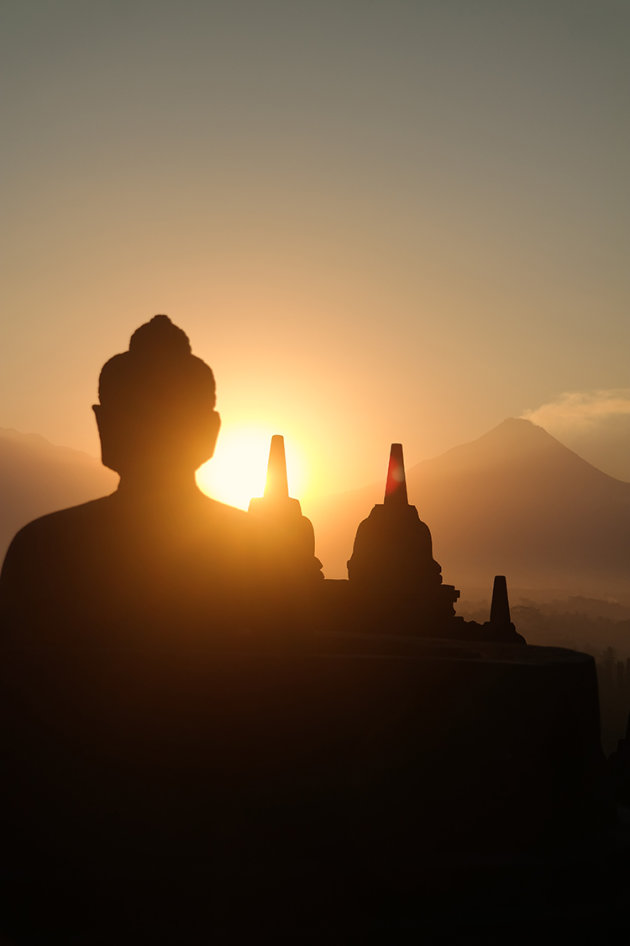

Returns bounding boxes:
[410,418,630,487]
[1,420,629,599]
[0,428,117,561]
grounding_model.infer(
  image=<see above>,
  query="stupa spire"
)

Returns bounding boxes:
[490,575,511,626]
[384,443,408,506]
[264,434,290,501]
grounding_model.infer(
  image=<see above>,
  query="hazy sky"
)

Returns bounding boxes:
[2,0,629,505]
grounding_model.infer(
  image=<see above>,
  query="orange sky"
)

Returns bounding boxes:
[2,1,629,508]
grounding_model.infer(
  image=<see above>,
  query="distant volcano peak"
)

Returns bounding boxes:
[420,416,565,476]
[481,416,554,444]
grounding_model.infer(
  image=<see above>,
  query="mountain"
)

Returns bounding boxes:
[309,419,630,597]
[0,429,117,563]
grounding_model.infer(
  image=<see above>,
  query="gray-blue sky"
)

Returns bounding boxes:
[2,0,629,499]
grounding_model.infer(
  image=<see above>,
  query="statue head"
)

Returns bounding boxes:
[93,315,220,482]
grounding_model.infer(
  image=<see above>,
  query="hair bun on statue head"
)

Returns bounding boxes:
[129,314,192,360]
[98,314,216,409]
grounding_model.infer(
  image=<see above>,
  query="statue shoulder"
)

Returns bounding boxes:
[5,496,113,558]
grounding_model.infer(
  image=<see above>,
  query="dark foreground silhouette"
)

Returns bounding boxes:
[0,317,625,943]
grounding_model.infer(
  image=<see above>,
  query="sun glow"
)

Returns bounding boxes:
[196,426,307,510]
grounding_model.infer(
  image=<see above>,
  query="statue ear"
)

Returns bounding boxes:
[205,410,221,460]
[92,403,105,442]
[92,403,119,473]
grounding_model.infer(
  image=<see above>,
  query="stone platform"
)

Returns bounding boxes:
[0,632,608,943]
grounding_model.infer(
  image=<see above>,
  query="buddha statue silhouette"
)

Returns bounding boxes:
[0,316,271,941]
[0,314,259,639]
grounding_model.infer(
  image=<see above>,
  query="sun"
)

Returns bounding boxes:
[196,426,306,510]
